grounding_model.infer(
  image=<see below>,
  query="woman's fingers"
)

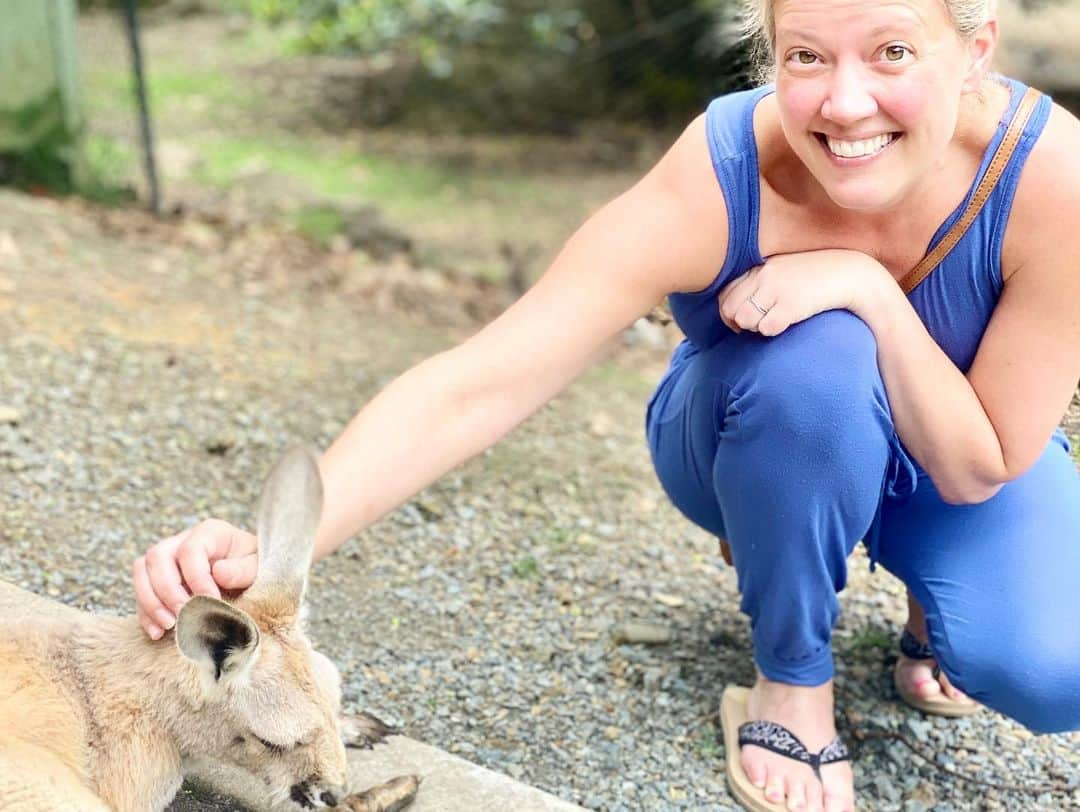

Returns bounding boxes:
[133,539,179,638]
[133,520,259,640]
[144,530,195,619]
[212,552,259,590]
[206,521,258,590]
[725,291,778,333]
[718,271,756,331]
[719,269,784,334]
[174,522,228,603]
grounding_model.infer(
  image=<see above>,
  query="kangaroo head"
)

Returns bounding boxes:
[174,447,349,809]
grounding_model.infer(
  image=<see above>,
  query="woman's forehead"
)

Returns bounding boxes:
[774,0,948,36]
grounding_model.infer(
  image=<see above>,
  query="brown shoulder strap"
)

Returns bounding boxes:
[898,86,1042,295]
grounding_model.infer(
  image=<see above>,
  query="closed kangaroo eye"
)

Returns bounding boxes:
[253,735,291,755]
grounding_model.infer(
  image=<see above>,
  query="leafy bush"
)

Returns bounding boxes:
[247,0,752,131]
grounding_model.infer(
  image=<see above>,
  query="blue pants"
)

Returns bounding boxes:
[646,310,1080,733]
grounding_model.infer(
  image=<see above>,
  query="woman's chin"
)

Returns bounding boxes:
[823,183,906,214]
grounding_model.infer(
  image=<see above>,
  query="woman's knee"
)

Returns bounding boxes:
[943,628,1080,734]
[727,310,892,464]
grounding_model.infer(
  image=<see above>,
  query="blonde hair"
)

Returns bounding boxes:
[739,0,997,82]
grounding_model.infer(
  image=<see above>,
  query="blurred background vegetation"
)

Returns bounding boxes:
[3,0,1078,286]
[79,0,752,132]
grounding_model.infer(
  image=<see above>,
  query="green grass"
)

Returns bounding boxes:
[84,65,261,121]
[77,134,138,205]
[194,135,362,197]
[191,133,521,213]
[546,526,573,546]
[290,204,345,245]
[512,555,540,579]
[844,625,893,656]
[696,723,721,759]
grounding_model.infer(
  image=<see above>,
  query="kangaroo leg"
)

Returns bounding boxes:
[341,712,399,749]
[339,775,421,812]
[0,744,111,812]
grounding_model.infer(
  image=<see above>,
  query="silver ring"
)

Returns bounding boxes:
[748,295,770,316]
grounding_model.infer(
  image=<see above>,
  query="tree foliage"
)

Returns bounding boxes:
[247,0,753,131]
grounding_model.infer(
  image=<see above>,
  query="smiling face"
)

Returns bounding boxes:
[771,0,995,212]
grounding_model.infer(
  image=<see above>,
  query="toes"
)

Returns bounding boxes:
[785,779,807,810]
[900,659,943,699]
[805,780,825,812]
[939,674,969,702]
[742,753,768,789]
[824,794,852,812]
[764,776,786,804]
[821,763,855,812]
[916,677,943,700]
[823,782,855,812]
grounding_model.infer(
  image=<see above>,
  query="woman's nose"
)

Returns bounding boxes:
[821,63,879,125]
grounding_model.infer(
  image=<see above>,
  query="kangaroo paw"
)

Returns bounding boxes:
[341,712,400,749]
[339,775,420,812]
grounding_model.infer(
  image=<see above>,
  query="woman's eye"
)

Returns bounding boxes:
[883,44,910,62]
[791,50,817,65]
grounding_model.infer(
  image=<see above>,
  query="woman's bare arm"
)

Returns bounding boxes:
[134,113,730,634]
[314,115,729,558]
[857,103,1080,503]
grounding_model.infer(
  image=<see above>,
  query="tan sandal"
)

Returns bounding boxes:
[894,629,980,717]
[720,684,851,812]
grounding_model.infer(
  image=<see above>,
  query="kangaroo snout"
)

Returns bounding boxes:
[289,777,348,809]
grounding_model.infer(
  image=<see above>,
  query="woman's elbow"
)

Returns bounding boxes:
[938,480,1004,506]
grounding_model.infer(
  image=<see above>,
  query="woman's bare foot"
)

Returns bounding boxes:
[742,675,854,812]
[897,592,975,706]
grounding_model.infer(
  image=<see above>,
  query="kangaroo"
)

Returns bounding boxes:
[0,447,419,811]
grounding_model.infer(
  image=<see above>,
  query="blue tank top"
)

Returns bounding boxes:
[668,76,1053,375]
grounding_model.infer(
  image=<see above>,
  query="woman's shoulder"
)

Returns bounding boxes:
[1001,98,1080,280]
[702,85,774,161]
[1021,95,1080,177]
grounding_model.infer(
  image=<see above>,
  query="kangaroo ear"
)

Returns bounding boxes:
[176,596,261,688]
[247,446,323,608]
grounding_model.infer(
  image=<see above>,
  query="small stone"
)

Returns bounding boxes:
[204,434,235,455]
[642,668,663,692]
[653,592,685,608]
[874,775,901,803]
[414,498,444,520]
[611,622,672,646]
[849,663,872,680]
[0,406,21,424]
[906,780,937,806]
[905,718,932,743]
[588,413,615,437]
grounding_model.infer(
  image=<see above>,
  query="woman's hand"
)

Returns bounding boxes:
[132,519,258,639]
[718,249,889,336]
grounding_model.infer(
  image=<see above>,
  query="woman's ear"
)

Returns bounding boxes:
[962,20,999,93]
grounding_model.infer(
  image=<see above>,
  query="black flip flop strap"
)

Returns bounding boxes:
[900,628,935,660]
[738,720,850,782]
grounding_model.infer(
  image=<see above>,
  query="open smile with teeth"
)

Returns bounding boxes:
[818,132,900,159]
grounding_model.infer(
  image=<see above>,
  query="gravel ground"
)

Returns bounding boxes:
[0,190,1077,811]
